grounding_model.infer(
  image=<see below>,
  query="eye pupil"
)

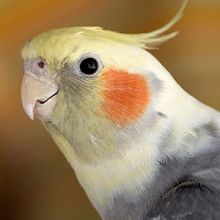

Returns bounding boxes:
[38,61,45,69]
[79,57,98,75]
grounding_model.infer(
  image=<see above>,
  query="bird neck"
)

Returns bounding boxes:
[45,113,219,220]
[45,122,160,218]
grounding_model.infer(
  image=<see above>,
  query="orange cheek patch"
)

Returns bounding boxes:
[102,69,150,126]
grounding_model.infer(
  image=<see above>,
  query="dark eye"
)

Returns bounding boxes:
[38,61,45,69]
[79,57,98,75]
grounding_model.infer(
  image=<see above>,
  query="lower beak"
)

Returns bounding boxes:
[21,73,59,121]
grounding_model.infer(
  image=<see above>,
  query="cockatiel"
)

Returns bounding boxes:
[21,1,220,219]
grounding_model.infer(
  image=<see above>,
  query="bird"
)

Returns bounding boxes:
[21,1,220,219]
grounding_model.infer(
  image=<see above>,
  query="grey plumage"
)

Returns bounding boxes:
[104,119,220,220]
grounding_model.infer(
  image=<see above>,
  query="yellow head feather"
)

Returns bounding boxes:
[22,0,187,62]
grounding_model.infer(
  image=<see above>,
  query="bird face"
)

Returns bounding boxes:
[21,28,158,161]
[21,30,150,126]
[21,26,182,162]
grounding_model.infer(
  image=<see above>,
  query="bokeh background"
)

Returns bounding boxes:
[0,0,220,219]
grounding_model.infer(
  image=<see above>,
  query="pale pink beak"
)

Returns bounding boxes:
[21,73,59,121]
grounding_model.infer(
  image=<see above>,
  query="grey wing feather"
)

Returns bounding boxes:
[145,182,220,220]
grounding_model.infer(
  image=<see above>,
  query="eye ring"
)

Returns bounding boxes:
[76,54,103,77]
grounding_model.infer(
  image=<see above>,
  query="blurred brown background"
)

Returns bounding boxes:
[0,0,220,219]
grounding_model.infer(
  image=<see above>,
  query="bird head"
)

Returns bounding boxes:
[21,2,187,163]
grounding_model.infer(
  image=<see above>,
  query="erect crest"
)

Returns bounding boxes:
[131,0,188,49]
[82,0,188,50]
[22,1,188,61]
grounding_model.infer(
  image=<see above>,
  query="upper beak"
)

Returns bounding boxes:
[21,73,59,121]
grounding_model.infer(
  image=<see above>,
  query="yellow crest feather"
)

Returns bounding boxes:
[104,0,188,49]
[22,0,188,61]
